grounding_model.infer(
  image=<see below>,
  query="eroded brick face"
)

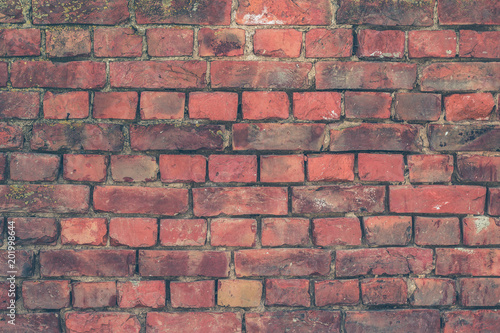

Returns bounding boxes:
[4,1,500,332]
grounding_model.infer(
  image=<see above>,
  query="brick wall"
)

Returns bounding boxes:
[0,0,499,332]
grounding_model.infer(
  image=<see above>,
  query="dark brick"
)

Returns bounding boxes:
[395,93,441,121]
[439,0,500,25]
[0,0,24,23]
[428,124,500,151]
[9,217,57,245]
[0,313,60,333]
[0,250,33,277]
[444,310,500,333]
[346,310,440,333]
[421,62,500,91]
[246,311,340,333]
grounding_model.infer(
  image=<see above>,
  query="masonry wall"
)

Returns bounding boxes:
[0,0,499,332]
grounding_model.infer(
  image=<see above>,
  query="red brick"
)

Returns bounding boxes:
[445,93,495,121]
[458,154,500,183]
[460,30,500,58]
[147,28,193,56]
[135,0,231,25]
[463,216,500,246]
[109,218,157,247]
[236,0,331,25]
[139,250,230,277]
[170,280,215,308]
[212,61,312,89]
[160,155,206,183]
[10,153,59,182]
[246,311,340,333]
[293,92,341,121]
[147,312,241,333]
[307,154,354,182]
[0,91,39,119]
[193,187,287,216]
[361,278,407,305]
[305,28,352,58]
[0,29,39,56]
[357,30,404,58]
[40,250,135,277]
[111,155,158,182]
[189,92,238,121]
[72,281,117,308]
[408,155,454,183]
[0,62,6,87]
[409,30,456,58]
[118,280,165,308]
[0,123,23,149]
[429,124,500,152]
[218,279,262,307]
[233,123,325,151]
[110,61,206,88]
[344,91,391,119]
[439,0,500,25]
[9,217,57,245]
[63,154,108,182]
[364,216,411,246]
[260,155,304,183]
[31,123,124,151]
[23,280,70,310]
[66,312,140,333]
[211,218,257,247]
[0,250,33,277]
[395,93,442,121]
[317,61,416,90]
[199,28,245,57]
[265,279,309,307]
[261,218,310,247]
[46,28,91,58]
[94,186,188,215]
[0,155,5,180]
[390,185,486,214]
[33,0,129,24]
[0,184,89,213]
[0,282,11,310]
[421,62,500,91]
[444,310,500,333]
[338,0,434,26]
[0,313,60,332]
[436,248,500,276]
[131,124,224,151]
[346,310,440,333]
[460,278,500,307]
[358,154,404,182]
[242,91,289,120]
[336,248,433,277]
[254,29,301,58]
[95,28,142,57]
[415,217,460,246]
[11,61,106,89]
[292,185,385,214]
[43,91,89,119]
[140,92,185,120]
[160,219,206,246]
[313,217,361,246]
[93,91,138,120]
[235,249,331,277]
[0,0,24,23]
[330,123,421,152]
[490,188,500,216]
[410,278,456,306]
[61,218,107,246]
[315,280,359,306]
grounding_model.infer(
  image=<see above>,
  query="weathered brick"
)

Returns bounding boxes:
[66,312,140,333]
[61,218,107,246]
[212,61,312,89]
[313,217,362,246]
[160,155,206,183]
[265,279,310,307]
[336,248,433,277]
[436,248,500,276]
[307,154,355,182]
[463,216,500,246]
[444,310,500,333]
[63,154,108,182]
[10,153,59,182]
[199,28,245,57]
[344,91,391,119]
[293,92,341,121]
[193,187,287,216]
[233,123,325,151]
[0,155,5,180]
[0,282,12,310]
[160,219,207,246]
[140,92,185,120]
[408,155,454,183]
[94,186,188,215]
[0,92,39,119]
[0,0,24,23]
[429,124,500,151]
[72,281,117,308]
[139,250,230,277]
[439,0,500,25]
[110,61,206,88]
[110,218,157,247]
[31,123,124,151]
[242,91,289,120]
[421,62,500,91]
[0,29,40,56]
[364,216,411,246]
[0,62,6,87]
[170,280,215,308]
[292,185,385,214]
[130,124,224,151]
[147,312,241,333]
[415,217,460,246]
[410,278,456,306]
[189,92,238,121]
[394,93,441,121]
[445,93,495,121]
[43,91,89,119]
[390,185,486,214]
[246,311,340,333]
[460,278,500,307]
[409,30,457,58]
[261,155,304,183]
[490,188,500,216]
[93,91,138,120]
[9,217,57,245]
[0,123,23,149]
[458,154,500,182]
[235,249,331,277]
[211,218,257,247]
[305,28,352,58]
[94,28,142,57]
[40,250,135,277]
[261,218,310,247]
[361,278,407,305]
[358,154,404,182]
[317,62,416,90]
[111,155,158,182]
[357,30,404,58]
[11,61,106,89]
[23,280,70,309]
[236,0,331,25]
[218,279,262,307]
[209,155,256,183]
[254,29,302,58]
[315,280,359,306]
[460,30,500,58]
[118,280,165,308]
[0,313,60,333]
[46,28,91,58]
[0,250,33,277]
[147,28,193,56]
[345,310,440,333]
